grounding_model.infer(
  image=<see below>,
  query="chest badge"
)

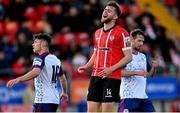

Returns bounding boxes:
[110,35,114,41]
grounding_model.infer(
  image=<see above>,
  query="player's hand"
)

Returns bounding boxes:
[60,92,68,101]
[151,59,158,68]
[98,67,113,78]
[136,71,148,77]
[78,65,87,73]
[6,78,20,88]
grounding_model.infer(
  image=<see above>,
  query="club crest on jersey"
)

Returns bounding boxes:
[110,35,114,41]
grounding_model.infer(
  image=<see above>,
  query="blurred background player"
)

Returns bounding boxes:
[6,33,68,112]
[119,29,158,112]
[78,1,132,112]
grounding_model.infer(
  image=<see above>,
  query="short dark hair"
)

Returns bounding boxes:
[130,29,145,39]
[33,33,51,46]
[106,1,121,18]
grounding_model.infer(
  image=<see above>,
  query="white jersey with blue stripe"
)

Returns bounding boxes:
[120,52,150,99]
[32,52,63,104]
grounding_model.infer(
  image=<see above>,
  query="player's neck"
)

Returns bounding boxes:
[132,49,139,55]
[103,21,116,31]
[38,48,49,55]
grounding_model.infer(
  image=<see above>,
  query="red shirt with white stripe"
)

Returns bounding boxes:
[92,25,131,80]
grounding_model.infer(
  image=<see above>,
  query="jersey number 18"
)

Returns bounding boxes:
[52,65,60,83]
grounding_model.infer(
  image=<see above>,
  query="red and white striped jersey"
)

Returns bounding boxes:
[92,25,131,80]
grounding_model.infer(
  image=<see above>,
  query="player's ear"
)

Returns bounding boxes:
[113,15,118,20]
[41,40,47,47]
[130,36,135,45]
[130,36,134,42]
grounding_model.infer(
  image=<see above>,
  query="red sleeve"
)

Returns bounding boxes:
[119,29,131,51]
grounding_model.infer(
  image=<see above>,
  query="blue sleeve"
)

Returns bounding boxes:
[58,66,64,77]
[143,52,151,72]
[147,59,151,72]
[32,57,44,69]
[32,53,49,69]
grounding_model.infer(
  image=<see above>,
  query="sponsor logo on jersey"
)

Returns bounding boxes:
[98,47,111,51]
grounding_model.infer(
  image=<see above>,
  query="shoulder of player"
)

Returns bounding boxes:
[37,53,57,61]
[44,54,61,64]
[95,27,103,34]
[115,25,129,34]
[45,53,59,59]
[138,52,147,58]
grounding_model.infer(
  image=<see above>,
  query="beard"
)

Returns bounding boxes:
[134,46,140,51]
[101,17,112,24]
[33,49,37,53]
[33,48,40,54]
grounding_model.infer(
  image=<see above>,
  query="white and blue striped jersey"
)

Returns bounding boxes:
[32,52,63,104]
[120,52,151,99]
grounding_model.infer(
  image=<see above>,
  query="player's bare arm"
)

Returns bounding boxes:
[78,50,97,73]
[59,74,68,100]
[6,67,41,88]
[148,59,158,76]
[98,49,132,77]
[122,59,158,77]
[121,70,149,77]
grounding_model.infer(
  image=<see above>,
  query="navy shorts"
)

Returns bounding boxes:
[87,76,121,102]
[33,103,58,112]
[118,98,155,112]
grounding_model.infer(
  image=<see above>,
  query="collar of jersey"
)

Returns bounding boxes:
[103,24,117,32]
[132,51,138,55]
[39,52,49,57]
